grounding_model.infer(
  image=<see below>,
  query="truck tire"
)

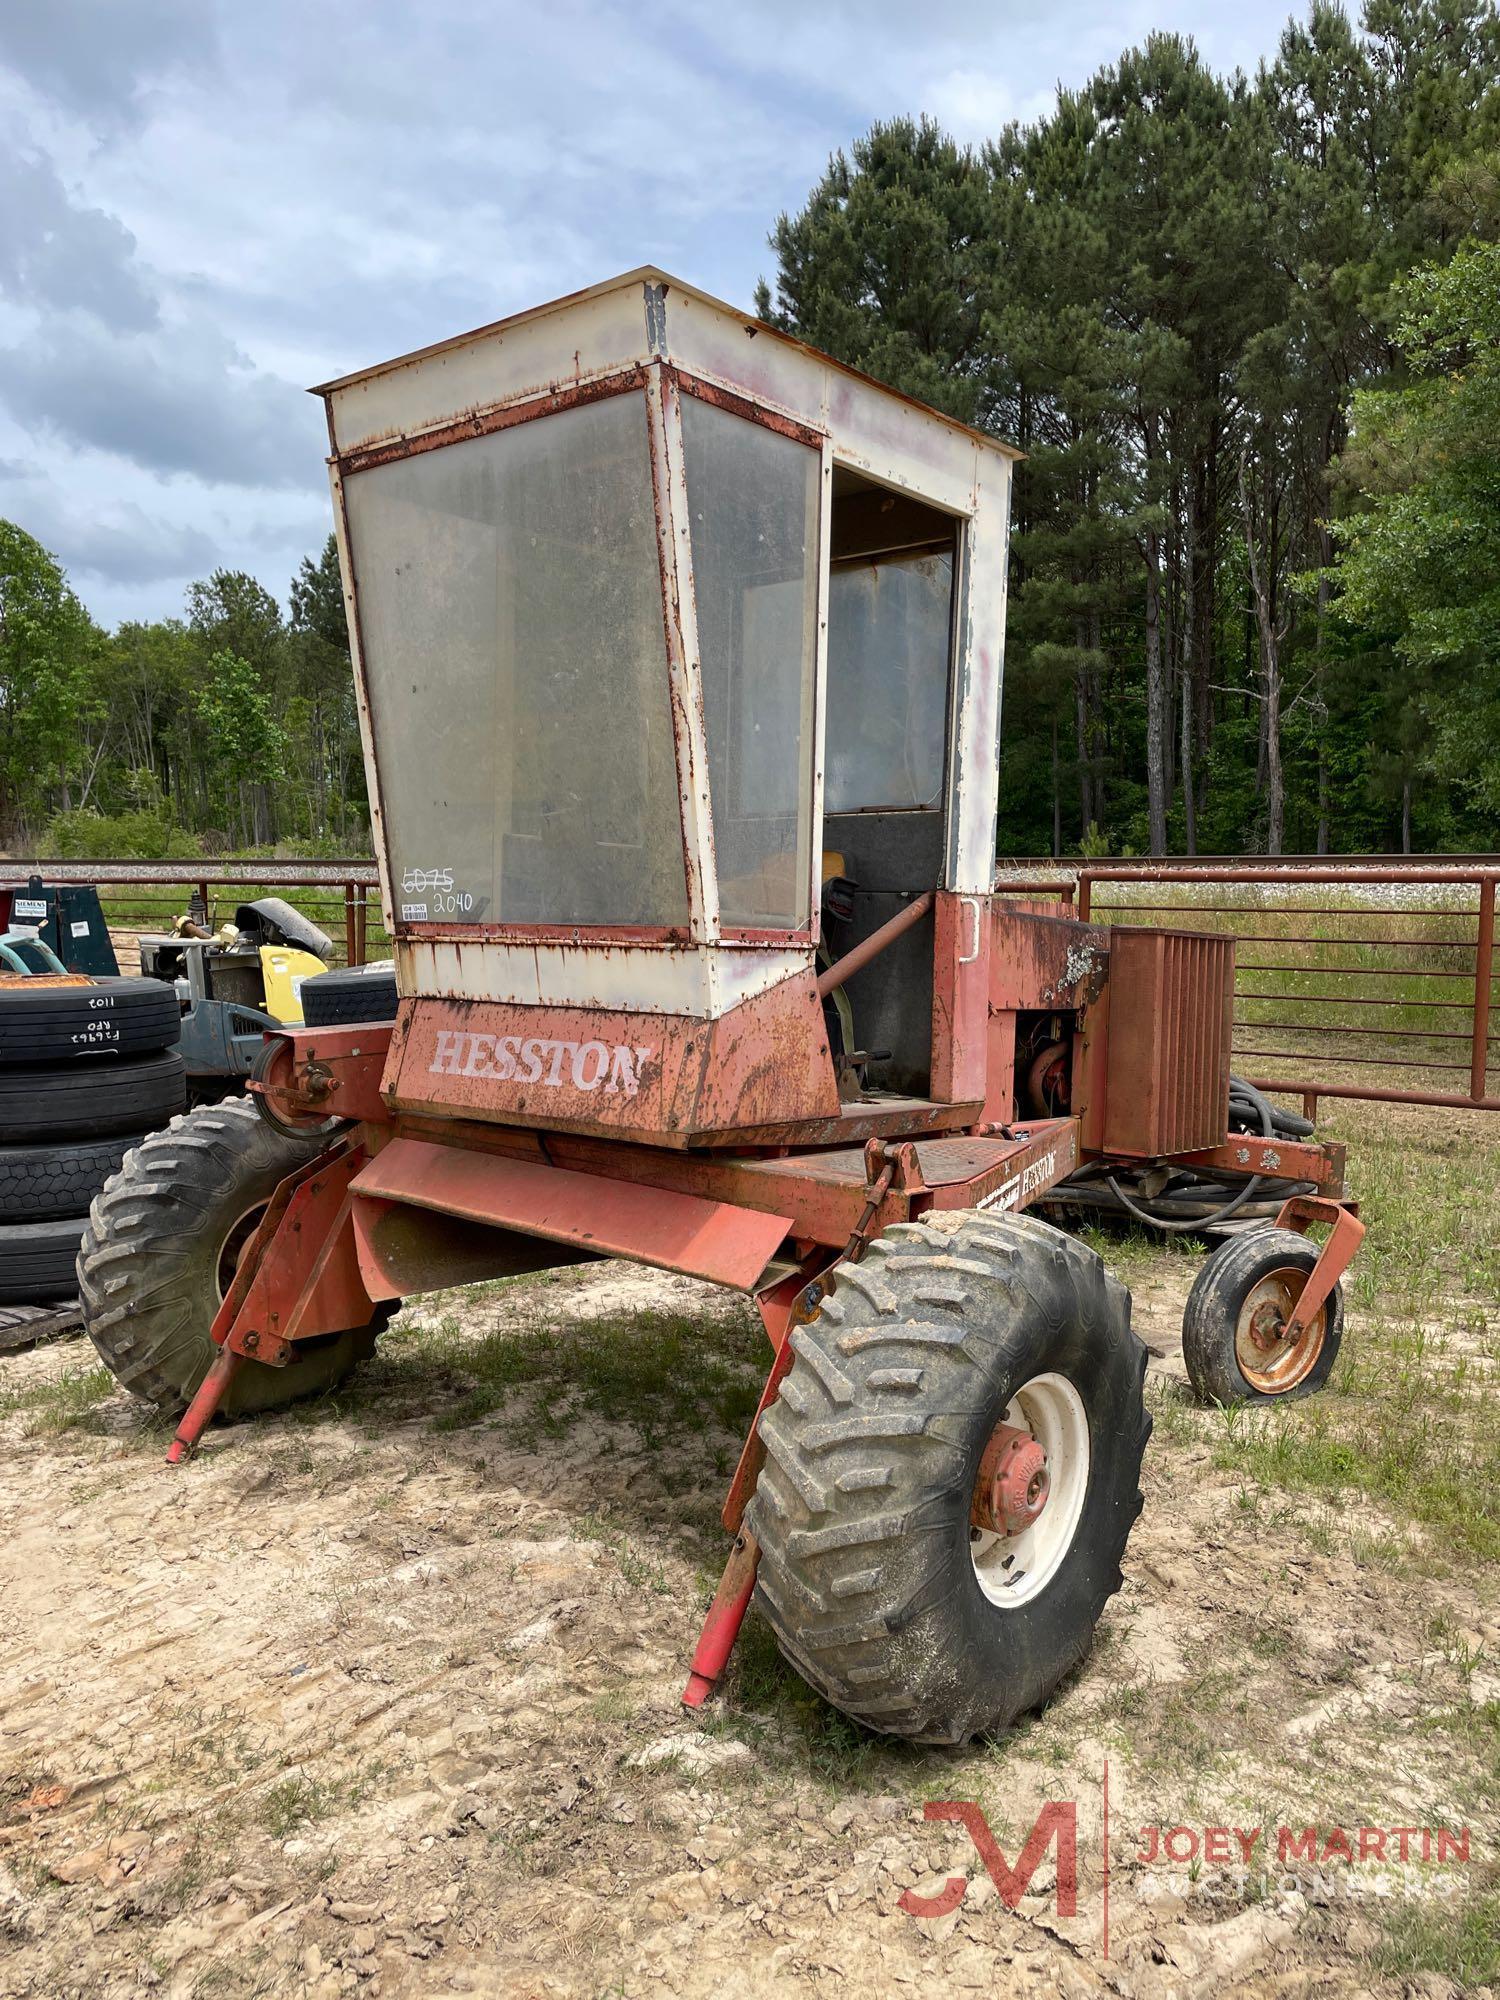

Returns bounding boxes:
[746,1211,1150,1744]
[0,1050,187,1140]
[301,962,399,1028]
[0,1134,142,1223]
[1181,1227,1343,1405]
[0,1216,87,1304]
[0,976,181,1066]
[78,1098,385,1417]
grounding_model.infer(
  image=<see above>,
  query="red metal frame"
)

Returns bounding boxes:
[166,1141,376,1461]
[335,365,653,477]
[1271,1193,1366,1344]
[168,884,1365,1708]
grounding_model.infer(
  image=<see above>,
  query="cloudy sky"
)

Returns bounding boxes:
[1,0,1304,628]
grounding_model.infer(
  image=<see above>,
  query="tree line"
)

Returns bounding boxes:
[0,532,370,857]
[760,0,1500,854]
[1,0,1496,862]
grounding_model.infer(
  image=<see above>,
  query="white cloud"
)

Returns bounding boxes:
[0,0,1306,625]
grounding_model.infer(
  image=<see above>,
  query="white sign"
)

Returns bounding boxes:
[13,899,46,919]
[70,920,91,938]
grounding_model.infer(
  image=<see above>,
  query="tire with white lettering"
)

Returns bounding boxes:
[0,977,181,1066]
[78,1099,387,1416]
[745,1212,1149,1744]
[301,962,399,1028]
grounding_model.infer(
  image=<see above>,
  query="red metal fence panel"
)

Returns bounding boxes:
[3,859,387,969]
[998,859,1499,1115]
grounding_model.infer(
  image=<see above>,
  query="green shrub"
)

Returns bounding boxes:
[44,807,204,862]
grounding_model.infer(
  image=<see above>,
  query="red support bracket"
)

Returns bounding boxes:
[683,1255,833,1709]
[1274,1193,1365,1343]
[165,1343,247,1465]
[682,1529,761,1710]
[164,1140,374,1466]
[721,1259,832,1534]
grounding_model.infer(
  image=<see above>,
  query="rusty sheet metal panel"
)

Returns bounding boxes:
[945,449,1010,895]
[320,269,1018,502]
[989,907,1110,1012]
[662,283,1017,512]
[352,1137,791,1291]
[319,282,653,459]
[351,1198,599,1300]
[1103,928,1235,1158]
[930,891,990,1102]
[396,938,810,1017]
[382,970,839,1142]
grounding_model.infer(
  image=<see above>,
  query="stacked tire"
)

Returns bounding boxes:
[0,979,186,1304]
[301,959,399,1028]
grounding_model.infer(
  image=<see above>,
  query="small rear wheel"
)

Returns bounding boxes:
[1181,1227,1343,1406]
[78,1098,385,1416]
[746,1211,1150,1744]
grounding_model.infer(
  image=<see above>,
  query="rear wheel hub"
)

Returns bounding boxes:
[968,1373,1090,1609]
[971,1423,1050,1535]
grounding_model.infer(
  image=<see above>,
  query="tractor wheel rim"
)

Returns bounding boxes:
[216,1201,269,1303]
[969,1372,1090,1609]
[1235,1265,1325,1392]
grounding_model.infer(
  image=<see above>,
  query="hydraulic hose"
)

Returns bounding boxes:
[1105,1073,1277,1235]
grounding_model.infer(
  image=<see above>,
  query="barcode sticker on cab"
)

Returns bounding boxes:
[401,903,428,921]
[71,920,91,938]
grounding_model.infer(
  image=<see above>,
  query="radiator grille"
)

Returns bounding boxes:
[1102,928,1235,1158]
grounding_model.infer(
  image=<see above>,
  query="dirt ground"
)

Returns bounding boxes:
[0,1102,1496,2000]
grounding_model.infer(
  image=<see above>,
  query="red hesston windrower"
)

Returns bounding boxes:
[79,272,1363,1744]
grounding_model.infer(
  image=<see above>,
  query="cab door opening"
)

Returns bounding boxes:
[820,468,960,1099]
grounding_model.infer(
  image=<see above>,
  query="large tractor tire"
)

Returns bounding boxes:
[78,1099,383,1417]
[746,1211,1150,1744]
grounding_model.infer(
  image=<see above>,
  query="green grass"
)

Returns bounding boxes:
[1372,1887,1500,1987]
[258,1766,382,1838]
[1079,1222,1207,1277]
[571,1510,673,1596]
[1211,1402,1498,1562]
[0,1364,116,1436]
[411,1302,764,1451]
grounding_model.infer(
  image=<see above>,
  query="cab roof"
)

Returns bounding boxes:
[311,265,1022,468]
